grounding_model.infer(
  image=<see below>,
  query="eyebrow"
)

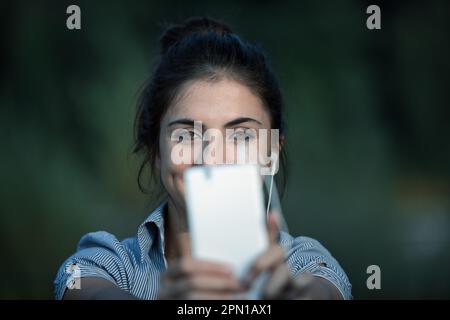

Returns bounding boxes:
[224,117,262,127]
[168,118,197,127]
[167,117,262,128]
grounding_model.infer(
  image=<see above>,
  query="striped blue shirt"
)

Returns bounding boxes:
[54,202,352,299]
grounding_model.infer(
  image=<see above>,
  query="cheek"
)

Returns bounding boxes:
[158,139,189,196]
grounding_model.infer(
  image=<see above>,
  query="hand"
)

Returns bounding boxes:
[242,213,343,300]
[158,258,245,299]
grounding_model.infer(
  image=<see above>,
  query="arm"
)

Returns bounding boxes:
[54,231,136,300]
[63,277,137,300]
[292,272,344,300]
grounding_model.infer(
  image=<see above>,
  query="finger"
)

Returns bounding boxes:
[267,211,279,243]
[252,245,284,274]
[166,258,233,279]
[262,263,291,299]
[243,244,284,286]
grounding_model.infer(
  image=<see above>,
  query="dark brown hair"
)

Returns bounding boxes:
[134,16,287,195]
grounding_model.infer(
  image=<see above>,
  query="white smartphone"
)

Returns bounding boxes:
[183,164,269,279]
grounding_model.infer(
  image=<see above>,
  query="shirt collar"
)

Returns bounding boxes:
[137,201,168,263]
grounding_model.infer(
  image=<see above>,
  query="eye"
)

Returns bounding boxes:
[229,128,256,143]
[176,129,202,143]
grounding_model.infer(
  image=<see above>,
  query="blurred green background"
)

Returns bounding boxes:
[1,0,449,299]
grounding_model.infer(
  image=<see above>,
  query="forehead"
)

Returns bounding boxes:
[163,78,271,126]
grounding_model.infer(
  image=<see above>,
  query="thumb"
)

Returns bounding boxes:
[267,211,280,243]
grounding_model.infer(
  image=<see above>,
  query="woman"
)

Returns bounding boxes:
[54,17,352,300]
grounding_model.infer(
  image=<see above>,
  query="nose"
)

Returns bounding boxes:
[202,131,223,166]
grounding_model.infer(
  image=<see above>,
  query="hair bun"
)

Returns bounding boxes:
[159,16,233,55]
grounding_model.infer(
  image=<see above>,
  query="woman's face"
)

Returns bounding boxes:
[157,78,272,211]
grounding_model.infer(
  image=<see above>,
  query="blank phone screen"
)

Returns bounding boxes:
[184,165,269,279]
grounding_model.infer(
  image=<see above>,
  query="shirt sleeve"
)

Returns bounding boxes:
[53,231,135,300]
[279,232,353,300]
